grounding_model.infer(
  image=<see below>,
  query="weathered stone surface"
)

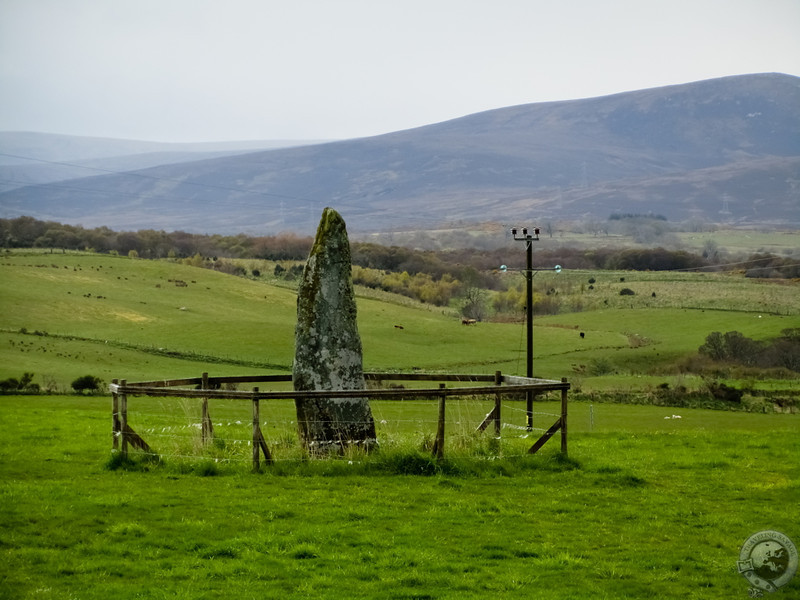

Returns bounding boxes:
[293,207,376,452]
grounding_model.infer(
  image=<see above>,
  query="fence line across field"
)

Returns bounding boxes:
[109,371,570,469]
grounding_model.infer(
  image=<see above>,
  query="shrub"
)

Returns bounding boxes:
[71,375,103,394]
[699,331,726,361]
[281,264,304,280]
[698,330,797,372]
[0,372,39,394]
[461,287,488,320]
[0,378,20,393]
[619,288,635,296]
[532,293,561,316]
[211,260,246,276]
[706,381,743,403]
[588,358,614,376]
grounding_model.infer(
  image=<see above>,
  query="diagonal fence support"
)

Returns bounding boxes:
[527,418,563,455]
[528,379,569,456]
[251,390,273,470]
[476,371,502,441]
[115,380,153,458]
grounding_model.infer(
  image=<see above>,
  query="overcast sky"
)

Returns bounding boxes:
[1,0,799,143]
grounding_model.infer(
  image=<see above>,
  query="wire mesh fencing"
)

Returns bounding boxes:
[110,372,569,471]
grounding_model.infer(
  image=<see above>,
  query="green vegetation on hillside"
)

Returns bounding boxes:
[1,248,798,411]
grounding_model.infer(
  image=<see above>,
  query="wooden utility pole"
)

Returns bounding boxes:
[511,227,539,430]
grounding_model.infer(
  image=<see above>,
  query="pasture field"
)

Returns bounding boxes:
[674,228,800,256]
[360,226,800,256]
[1,394,798,599]
[555,227,800,255]
[1,250,798,396]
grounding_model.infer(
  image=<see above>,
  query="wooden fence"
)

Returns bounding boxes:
[109,372,569,469]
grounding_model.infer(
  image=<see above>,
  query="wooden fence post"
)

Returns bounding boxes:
[120,380,128,460]
[491,371,502,454]
[201,372,214,445]
[526,392,533,431]
[111,379,120,451]
[432,383,446,460]
[252,389,260,471]
[560,378,568,456]
[494,370,502,438]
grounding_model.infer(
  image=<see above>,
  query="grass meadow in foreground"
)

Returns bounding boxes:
[1,395,798,599]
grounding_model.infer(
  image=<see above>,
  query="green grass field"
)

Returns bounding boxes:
[362,226,800,257]
[2,250,798,395]
[2,249,800,598]
[674,228,800,255]
[1,394,798,599]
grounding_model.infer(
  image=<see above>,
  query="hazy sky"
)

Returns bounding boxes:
[1,0,799,143]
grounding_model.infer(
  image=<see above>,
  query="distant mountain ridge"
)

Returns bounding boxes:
[0,133,328,194]
[1,73,798,234]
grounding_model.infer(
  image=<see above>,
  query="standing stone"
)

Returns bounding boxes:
[293,207,376,453]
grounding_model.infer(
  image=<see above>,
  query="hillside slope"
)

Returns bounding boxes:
[0,252,524,385]
[2,251,797,394]
[1,73,798,233]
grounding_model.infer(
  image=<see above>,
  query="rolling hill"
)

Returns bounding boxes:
[1,73,798,235]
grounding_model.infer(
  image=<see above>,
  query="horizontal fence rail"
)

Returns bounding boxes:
[110,372,570,467]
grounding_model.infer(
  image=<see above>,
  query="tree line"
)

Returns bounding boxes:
[0,216,311,260]
[699,329,800,373]
[2,216,796,281]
